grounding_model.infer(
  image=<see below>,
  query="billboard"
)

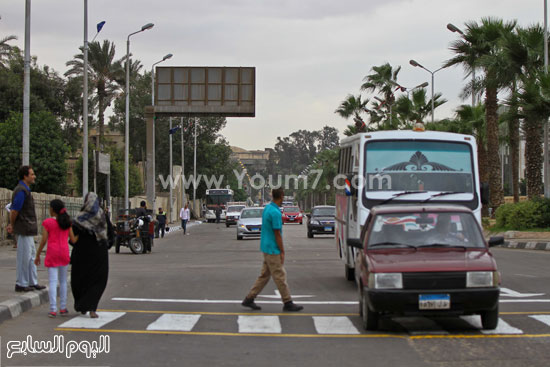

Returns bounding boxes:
[154,66,255,117]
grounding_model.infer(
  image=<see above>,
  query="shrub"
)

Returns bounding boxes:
[494,199,549,230]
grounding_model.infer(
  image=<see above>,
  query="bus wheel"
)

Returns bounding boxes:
[345,264,355,282]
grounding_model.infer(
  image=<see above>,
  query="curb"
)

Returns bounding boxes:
[0,288,49,325]
[498,241,550,251]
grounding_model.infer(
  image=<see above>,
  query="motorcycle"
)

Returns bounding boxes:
[114,211,155,254]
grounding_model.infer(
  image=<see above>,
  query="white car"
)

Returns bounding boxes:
[236,208,264,240]
[226,205,246,227]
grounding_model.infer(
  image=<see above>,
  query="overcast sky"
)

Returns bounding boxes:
[1,0,545,151]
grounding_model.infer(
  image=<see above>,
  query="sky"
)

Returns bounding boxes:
[1,0,546,151]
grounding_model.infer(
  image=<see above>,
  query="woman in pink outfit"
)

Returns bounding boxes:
[35,199,71,318]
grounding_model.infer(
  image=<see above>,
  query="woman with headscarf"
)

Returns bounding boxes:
[69,192,110,318]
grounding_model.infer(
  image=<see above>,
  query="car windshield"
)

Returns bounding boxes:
[228,206,245,212]
[312,207,335,217]
[240,209,263,219]
[284,207,300,213]
[367,211,485,249]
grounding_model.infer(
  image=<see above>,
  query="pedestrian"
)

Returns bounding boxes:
[215,205,221,224]
[242,188,303,312]
[6,166,46,292]
[135,200,147,218]
[34,199,71,318]
[156,208,167,238]
[201,203,207,218]
[134,200,152,252]
[180,203,190,235]
[69,192,110,318]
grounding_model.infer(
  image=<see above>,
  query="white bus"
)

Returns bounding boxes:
[204,188,234,222]
[335,129,488,281]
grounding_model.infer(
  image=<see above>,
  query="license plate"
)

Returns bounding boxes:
[251,228,259,231]
[419,294,450,310]
[324,227,332,231]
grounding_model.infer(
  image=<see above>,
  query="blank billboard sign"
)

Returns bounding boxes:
[155,66,255,117]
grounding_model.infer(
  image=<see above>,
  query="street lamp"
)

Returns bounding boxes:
[447,23,476,107]
[150,53,172,211]
[125,22,154,210]
[409,59,447,123]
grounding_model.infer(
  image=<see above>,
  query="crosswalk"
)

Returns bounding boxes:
[56,311,550,337]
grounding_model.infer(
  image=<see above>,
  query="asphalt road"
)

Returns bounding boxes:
[1,222,550,367]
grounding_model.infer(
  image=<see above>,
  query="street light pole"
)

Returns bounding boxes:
[193,117,197,216]
[125,22,154,210]
[22,0,31,165]
[83,0,88,196]
[150,53,172,210]
[409,59,447,123]
[181,117,185,206]
[447,23,476,107]
[544,0,550,198]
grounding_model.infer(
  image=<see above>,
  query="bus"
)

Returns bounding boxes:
[335,129,488,281]
[204,189,234,222]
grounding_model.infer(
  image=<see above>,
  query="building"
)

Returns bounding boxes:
[230,146,270,172]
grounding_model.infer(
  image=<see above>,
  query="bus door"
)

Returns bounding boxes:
[347,142,360,241]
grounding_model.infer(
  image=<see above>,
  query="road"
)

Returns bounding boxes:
[1,222,550,367]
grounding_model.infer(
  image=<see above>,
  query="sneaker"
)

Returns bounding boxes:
[241,297,261,310]
[59,309,69,316]
[48,311,56,318]
[15,284,33,292]
[30,284,46,290]
[283,301,304,312]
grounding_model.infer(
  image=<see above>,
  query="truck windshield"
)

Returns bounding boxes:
[364,141,474,193]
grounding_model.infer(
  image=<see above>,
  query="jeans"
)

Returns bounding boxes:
[48,265,68,312]
[16,235,38,287]
[181,219,188,234]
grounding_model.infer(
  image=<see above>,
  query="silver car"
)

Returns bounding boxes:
[236,208,264,240]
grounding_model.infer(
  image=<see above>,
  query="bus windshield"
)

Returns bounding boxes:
[206,194,233,206]
[364,141,474,194]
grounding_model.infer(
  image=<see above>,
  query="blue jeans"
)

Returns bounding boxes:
[16,235,38,287]
[181,219,188,234]
[48,265,68,312]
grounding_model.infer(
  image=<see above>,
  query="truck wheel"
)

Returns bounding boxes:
[129,238,143,254]
[481,305,499,330]
[361,291,379,331]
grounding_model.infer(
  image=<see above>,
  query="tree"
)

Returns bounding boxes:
[335,94,369,133]
[0,34,17,68]
[0,111,67,194]
[446,17,516,211]
[394,88,447,128]
[65,40,124,148]
[361,63,401,129]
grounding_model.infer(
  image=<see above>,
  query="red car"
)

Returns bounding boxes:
[282,206,303,224]
[348,204,503,331]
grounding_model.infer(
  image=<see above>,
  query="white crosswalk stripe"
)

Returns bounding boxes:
[58,311,126,329]
[237,315,281,333]
[528,314,550,327]
[461,316,523,334]
[146,314,201,331]
[312,316,359,334]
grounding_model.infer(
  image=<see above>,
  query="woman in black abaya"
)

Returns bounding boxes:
[69,192,110,318]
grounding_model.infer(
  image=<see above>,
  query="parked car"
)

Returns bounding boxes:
[282,206,303,224]
[236,208,264,240]
[348,204,503,331]
[307,206,335,238]
[226,205,246,227]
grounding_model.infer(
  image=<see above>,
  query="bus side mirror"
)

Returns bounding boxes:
[481,182,490,205]
[347,238,363,249]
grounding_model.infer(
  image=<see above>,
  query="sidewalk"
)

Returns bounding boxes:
[0,220,201,326]
[492,230,550,251]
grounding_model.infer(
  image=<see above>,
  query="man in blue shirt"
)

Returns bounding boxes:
[242,188,303,312]
[7,166,45,292]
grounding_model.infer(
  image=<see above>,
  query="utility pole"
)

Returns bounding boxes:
[169,117,173,222]
[181,117,185,206]
[193,117,197,216]
[545,0,550,198]
[22,0,31,165]
[83,0,89,195]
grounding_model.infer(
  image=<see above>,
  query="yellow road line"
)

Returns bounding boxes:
[500,311,550,315]
[97,309,358,317]
[54,328,550,340]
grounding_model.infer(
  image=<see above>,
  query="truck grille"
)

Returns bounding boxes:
[403,272,466,290]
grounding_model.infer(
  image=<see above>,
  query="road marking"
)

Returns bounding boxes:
[312,316,359,334]
[529,315,550,327]
[258,290,314,299]
[98,309,357,317]
[111,297,358,305]
[238,316,281,333]
[57,311,125,329]
[146,314,201,331]
[461,316,523,334]
[500,299,550,303]
[500,287,544,298]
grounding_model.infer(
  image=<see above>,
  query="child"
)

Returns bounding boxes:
[35,199,71,318]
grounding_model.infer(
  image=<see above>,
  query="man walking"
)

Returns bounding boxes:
[6,166,45,292]
[242,188,303,312]
[156,208,167,238]
[179,203,190,235]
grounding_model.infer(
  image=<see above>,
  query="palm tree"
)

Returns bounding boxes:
[0,35,17,68]
[335,94,369,133]
[65,40,124,148]
[361,63,401,128]
[394,88,446,129]
[446,17,516,212]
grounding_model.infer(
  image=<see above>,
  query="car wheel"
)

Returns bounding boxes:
[237,235,243,240]
[307,231,313,238]
[481,305,499,330]
[361,291,379,331]
[226,223,230,228]
[345,264,355,281]
[129,238,143,254]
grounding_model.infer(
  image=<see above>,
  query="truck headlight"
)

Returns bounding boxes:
[369,273,403,289]
[466,271,497,287]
